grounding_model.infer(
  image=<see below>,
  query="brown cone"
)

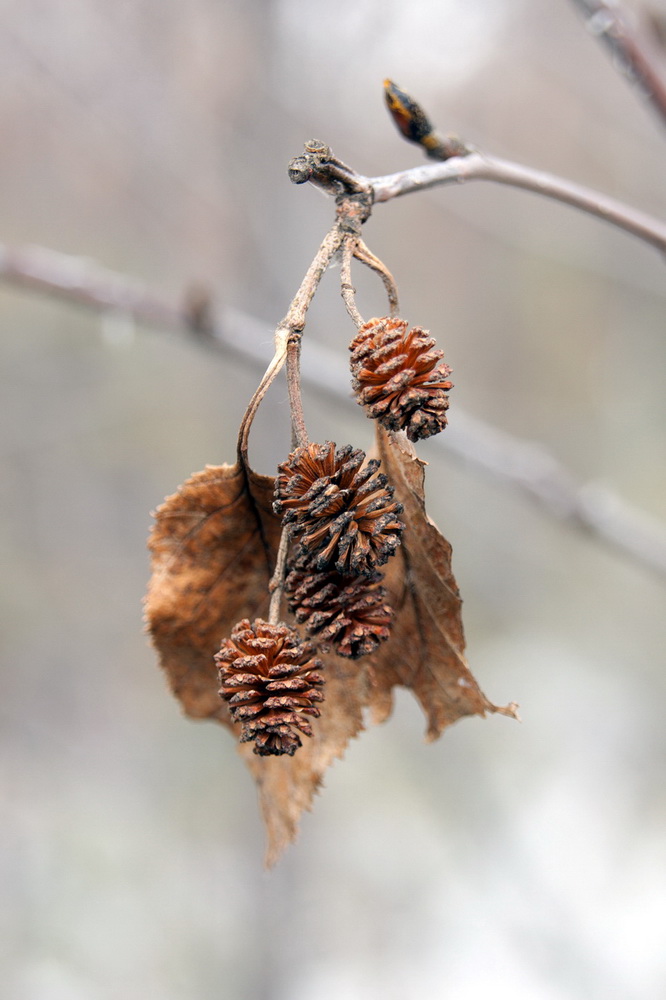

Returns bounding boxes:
[273,441,405,577]
[286,561,393,659]
[350,316,453,441]
[216,618,324,756]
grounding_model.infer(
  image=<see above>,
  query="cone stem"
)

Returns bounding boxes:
[340,235,365,329]
[287,337,309,449]
[268,526,291,624]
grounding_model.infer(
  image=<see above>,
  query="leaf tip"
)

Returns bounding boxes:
[496,701,521,722]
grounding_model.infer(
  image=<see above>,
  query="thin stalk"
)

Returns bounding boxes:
[353,239,400,315]
[286,338,309,449]
[268,526,291,625]
[237,335,289,466]
[237,223,345,465]
[283,222,345,333]
[339,236,365,329]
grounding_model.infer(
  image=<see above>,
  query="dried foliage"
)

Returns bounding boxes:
[370,427,517,737]
[145,462,281,721]
[145,109,523,864]
[145,433,515,863]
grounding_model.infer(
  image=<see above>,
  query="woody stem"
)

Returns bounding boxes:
[286,337,309,449]
[340,236,366,329]
[268,526,291,625]
[353,239,400,316]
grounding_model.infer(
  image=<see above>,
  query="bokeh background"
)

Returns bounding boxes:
[1,1,665,997]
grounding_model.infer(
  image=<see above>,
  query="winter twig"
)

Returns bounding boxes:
[364,153,666,254]
[339,236,366,329]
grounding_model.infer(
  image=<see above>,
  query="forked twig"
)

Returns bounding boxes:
[339,236,366,329]
[237,222,346,463]
[353,239,400,316]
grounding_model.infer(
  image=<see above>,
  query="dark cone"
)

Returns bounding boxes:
[273,441,405,576]
[216,619,324,756]
[350,317,453,442]
[286,562,393,659]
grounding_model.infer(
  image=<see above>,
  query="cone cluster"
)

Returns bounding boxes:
[216,618,324,757]
[217,313,450,755]
[350,316,453,442]
[270,440,402,666]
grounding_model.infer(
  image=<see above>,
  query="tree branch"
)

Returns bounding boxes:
[571,0,666,130]
[1,240,664,581]
[364,153,666,254]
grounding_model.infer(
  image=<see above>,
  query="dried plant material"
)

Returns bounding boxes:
[216,618,324,757]
[244,652,370,865]
[350,316,454,442]
[274,441,405,575]
[145,462,282,721]
[146,460,371,863]
[252,431,515,860]
[370,426,518,738]
[146,438,514,864]
[286,562,393,658]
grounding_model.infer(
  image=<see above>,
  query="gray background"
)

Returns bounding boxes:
[1,1,665,997]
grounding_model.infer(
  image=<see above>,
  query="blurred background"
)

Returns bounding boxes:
[1,0,665,997]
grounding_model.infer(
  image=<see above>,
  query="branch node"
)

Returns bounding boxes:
[288,140,374,202]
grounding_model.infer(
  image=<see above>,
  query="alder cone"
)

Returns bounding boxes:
[274,441,404,576]
[216,618,324,757]
[350,316,453,441]
[285,563,393,659]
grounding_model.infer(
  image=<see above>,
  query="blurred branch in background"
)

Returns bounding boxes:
[571,0,666,129]
[2,239,665,580]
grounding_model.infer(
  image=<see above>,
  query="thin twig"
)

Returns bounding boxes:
[268,526,292,625]
[339,236,366,329]
[279,222,345,335]
[238,222,346,463]
[571,0,666,130]
[286,337,309,448]
[237,334,289,466]
[353,239,400,316]
[365,152,666,254]
[378,81,666,253]
[1,242,665,579]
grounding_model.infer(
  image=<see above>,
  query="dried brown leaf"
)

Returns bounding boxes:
[370,426,517,738]
[145,460,369,864]
[145,462,281,722]
[245,653,370,865]
[145,435,515,865]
